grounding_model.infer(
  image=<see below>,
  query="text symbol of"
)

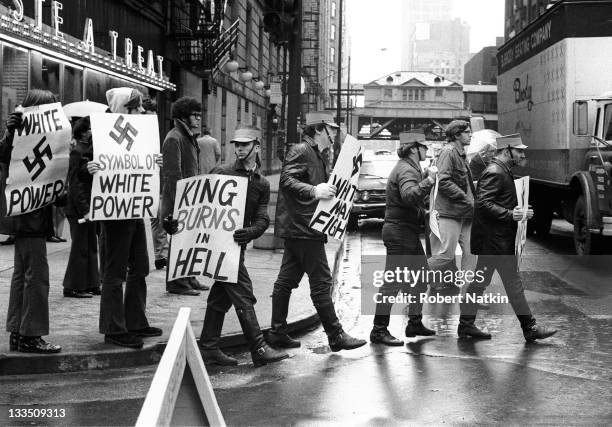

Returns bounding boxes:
[23,136,52,181]
[109,116,138,151]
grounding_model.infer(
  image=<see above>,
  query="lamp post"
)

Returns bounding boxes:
[335,0,343,128]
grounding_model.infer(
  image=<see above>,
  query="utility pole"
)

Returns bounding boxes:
[286,0,302,148]
[346,55,351,132]
[335,0,343,127]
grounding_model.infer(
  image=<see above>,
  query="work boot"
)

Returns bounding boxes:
[236,307,288,367]
[457,316,491,339]
[523,323,558,342]
[269,293,302,348]
[199,309,238,365]
[370,326,403,346]
[405,315,436,337]
[329,330,367,352]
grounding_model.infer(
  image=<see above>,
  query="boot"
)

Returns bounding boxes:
[236,307,288,367]
[521,317,557,342]
[269,293,301,348]
[9,333,19,351]
[370,326,403,346]
[199,309,238,366]
[18,336,62,353]
[457,316,491,339]
[329,330,367,352]
[405,315,436,337]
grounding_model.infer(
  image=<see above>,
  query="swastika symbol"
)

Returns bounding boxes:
[109,115,138,151]
[23,136,52,181]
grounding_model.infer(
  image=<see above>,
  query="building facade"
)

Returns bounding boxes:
[505,0,551,39]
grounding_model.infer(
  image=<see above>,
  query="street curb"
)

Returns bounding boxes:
[0,240,344,376]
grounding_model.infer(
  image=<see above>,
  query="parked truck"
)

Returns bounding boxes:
[497,0,612,255]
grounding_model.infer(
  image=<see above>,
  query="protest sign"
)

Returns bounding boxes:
[89,113,160,220]
[167,174,247,284]
[4,102,71,216]
[309,134,363,240]
[514,176,530,269]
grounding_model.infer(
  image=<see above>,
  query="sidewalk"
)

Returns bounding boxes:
[0,176,345,375]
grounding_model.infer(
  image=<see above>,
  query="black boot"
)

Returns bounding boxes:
[457,316,491,339]
[236,307,289,367]
[269,293,301,348]
[329,330,367,352]
[199,309,238,366]
[405,315,436,337]
[370,326,403,346]
[520,316,557,342]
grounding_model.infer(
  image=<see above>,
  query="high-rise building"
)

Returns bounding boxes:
[400,0,470,83]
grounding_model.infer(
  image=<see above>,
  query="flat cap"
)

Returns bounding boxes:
[230,126,261,143]
[496,133,527,149]
[305,111,339,128]
[399,129,427,147]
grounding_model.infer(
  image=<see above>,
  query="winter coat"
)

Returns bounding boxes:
[64,140,94,218]
[471,158,518,255]
[435,141,476,219]
[274,136,329,241]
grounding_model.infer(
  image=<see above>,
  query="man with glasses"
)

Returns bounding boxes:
[160,97,208,295]
[268,111,366,352]
[428,119,477,295]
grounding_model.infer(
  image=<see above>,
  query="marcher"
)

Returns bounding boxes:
[142,97,169,271]
[197,127,221,174]
[370,130,438,345]
[167,126,288,367]
[268,111,366,351]
[428,120,477,294]
[88,87,163,348]
[458,134,558,341]
[160,97,208,295]
[62,116,100,298]
[1,89,61,353]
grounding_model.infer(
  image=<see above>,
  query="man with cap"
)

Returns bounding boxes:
[458,134,557,341]
[370,130,439,345]
[165,125,288,367]
[269,111,366,352]
[160,96,208,296]
[428,119,477,295]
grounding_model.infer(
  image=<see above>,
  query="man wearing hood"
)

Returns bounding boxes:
[88,88,162,348]
[160,97,208,295]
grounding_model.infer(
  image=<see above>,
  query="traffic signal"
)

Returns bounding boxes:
[263,0,298,44]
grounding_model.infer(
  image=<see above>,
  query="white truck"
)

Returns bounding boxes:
[497,0,612,254]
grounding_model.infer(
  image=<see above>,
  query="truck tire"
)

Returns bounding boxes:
[347,214,358,231]
[573,195,592,255]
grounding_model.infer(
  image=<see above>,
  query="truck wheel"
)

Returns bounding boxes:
[347,215,358,231]
[573,195,592,255]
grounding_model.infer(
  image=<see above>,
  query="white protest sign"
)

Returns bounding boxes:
[168,174,247,284]
[514,176,530,269]
[89,113,160,220]
[4,102,71,216]
[309,134,363,240]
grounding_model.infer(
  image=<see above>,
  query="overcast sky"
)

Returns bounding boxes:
[346,0,505,83]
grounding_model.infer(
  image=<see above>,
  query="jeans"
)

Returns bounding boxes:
[150,216,168,261]
[63,217,99,291]
[206,249,257,313]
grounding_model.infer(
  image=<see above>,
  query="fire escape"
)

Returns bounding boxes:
[169,0,238,83]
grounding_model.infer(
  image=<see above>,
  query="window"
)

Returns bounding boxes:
[435,88,444,97]
[237,98,242,123]
[85,69,110,103]
[402,90,407,101]
[331,2,336,17]
[30,53,60,100]
[330,47,335,63]
[384,88,392,99]
[420,89,425,100]
[604,104,612,141]
[331,24,336,41]
[63,66,83,104]
[408,90,413,101]
[1,43,29,126]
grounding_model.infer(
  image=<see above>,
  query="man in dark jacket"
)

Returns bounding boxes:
[459,134,557,341]
[429,120,476,293]
[186,126,288,367]
[160,97,208,295]
[268,111,366,352]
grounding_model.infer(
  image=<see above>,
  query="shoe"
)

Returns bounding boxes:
[47,235,66,243]
[329,330,367,352]
[251,343,289,367]
[104,333,143,348]
[9,333,19,351]
[154,258,167,270]
[405,321,436,337]
[370,327,404,346]
[167,289,200,296]
[267,331,301,348]
[63,289,93,298]
[189,278,210,291]
[18,336,61,353]
[523,324,557,342]
[201,348,239,366]
[129,327,163,337]
[457,323,492,339]
[0,236,14,245]
[87,287,102,296]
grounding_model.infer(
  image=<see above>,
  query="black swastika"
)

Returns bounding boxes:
[23,136,53,181]
[109,115,138,151]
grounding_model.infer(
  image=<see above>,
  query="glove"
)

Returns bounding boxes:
[162,215,179,235]
[313,183,337,200]
[233,227,256,245]
[6,112,23,136]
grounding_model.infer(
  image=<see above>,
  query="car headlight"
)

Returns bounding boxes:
[361,191,370,201]
[354,191,361,202]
